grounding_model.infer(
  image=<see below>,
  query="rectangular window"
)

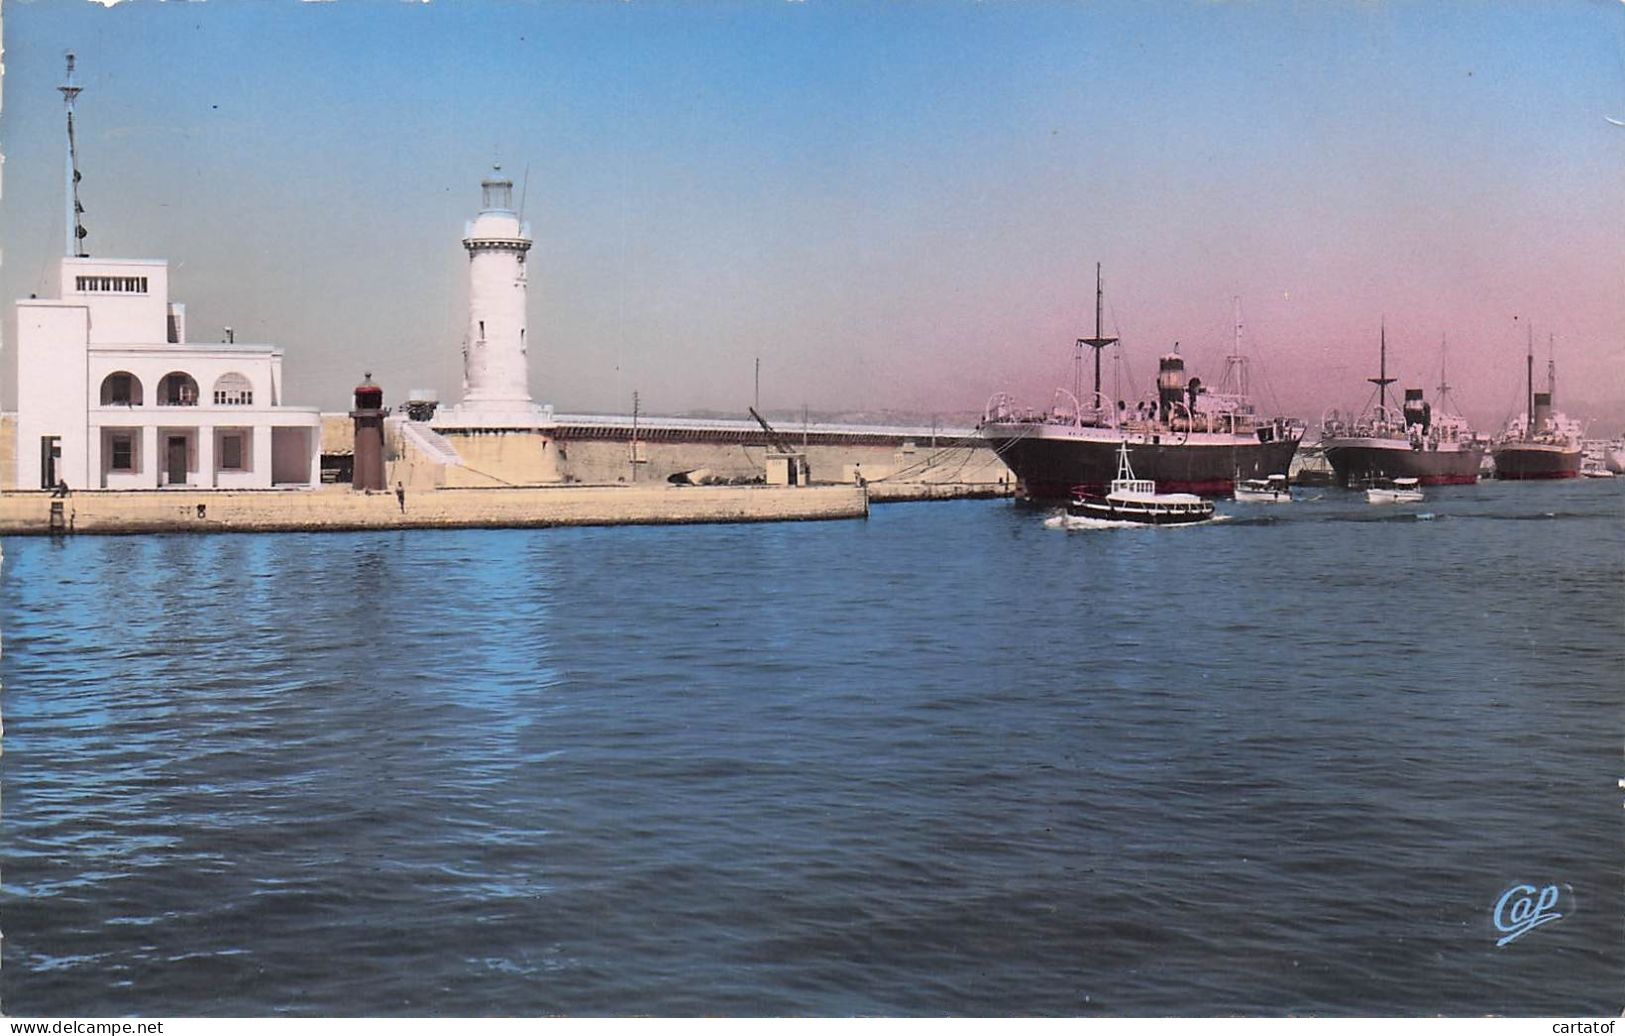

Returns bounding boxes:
[111,436,134,471]
[74,275,149,294]
[220,434,244,470]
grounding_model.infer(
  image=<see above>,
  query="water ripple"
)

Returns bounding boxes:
[2,480,1621,1015]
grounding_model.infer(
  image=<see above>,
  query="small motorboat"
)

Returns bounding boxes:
[1066,441,1216,525]
[1366,477,1423,503]
[1581,457,1615,479]
[1233,473,1291,502]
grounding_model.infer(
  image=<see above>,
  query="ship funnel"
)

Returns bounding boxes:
[1531,392,1552,436]
[1402,388,1430,432]
[1157,353,1186,418]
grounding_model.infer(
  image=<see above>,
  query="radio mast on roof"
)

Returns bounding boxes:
[59,52,89,258]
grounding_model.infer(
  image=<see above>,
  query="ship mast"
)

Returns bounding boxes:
[1547,333,1556,402]
[1219,295,1250,398]
[1368,321,1396,415]
[1525,323,1534,442]
[1435,332,1464,417]
[59,52,89,258]
[1076,263,1118,412]
[1437,333,1450,403]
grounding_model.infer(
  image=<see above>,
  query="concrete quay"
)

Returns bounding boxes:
[866,480,1014,502]
[0,483,871,536]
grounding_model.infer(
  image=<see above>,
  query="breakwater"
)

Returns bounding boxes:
[0,483,871,535]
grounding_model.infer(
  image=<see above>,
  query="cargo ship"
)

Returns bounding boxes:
[1492,331,1582,480]
[1319,328,1485,486]
[979,268,1302,501]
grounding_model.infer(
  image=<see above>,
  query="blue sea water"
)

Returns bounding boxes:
[2,480,1621,1016]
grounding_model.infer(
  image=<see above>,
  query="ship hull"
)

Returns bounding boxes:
[983,425,1301,500]
[1321,438,1484,487]
[1491,443,1582,480]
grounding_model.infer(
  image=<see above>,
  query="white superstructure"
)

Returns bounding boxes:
[435,168,552,430]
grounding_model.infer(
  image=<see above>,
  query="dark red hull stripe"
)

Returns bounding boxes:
[1495,470,1581,480]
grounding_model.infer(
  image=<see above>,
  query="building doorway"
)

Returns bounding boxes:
[39,436,61,489]
[166,436,189,486]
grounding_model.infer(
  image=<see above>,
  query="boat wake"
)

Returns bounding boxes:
[1318,511,1447,525]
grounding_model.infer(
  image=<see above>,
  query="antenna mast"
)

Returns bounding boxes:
[1076,263,1118,413]
[59,52,88,258]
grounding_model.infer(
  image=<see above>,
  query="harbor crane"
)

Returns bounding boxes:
[748,407,809,486]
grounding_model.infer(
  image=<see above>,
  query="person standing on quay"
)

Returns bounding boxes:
[395,481,406,514]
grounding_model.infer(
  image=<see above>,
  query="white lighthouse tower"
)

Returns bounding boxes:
[437,167,550,428]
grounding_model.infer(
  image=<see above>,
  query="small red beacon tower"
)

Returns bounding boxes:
[350,374,387,491]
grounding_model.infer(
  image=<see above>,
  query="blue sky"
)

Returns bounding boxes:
[3,0,1623,430]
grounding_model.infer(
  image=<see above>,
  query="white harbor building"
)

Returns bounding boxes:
[12,259,322,491]
[8,54,321,493]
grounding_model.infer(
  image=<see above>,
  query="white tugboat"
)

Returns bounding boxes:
[1065,440,1216,525]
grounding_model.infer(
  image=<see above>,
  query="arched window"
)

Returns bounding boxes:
[212,372,254,406]
[157,372,200,407]
[99,371,143,406]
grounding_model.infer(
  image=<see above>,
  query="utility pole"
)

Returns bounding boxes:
[630,390,639,483]
[754,357,761,413]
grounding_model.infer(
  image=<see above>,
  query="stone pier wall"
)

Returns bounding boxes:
[323,415,1013,492]
[536,437,1012,489]
[0,483,870,536]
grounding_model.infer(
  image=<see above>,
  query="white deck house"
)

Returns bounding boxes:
[13,256,322,490]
